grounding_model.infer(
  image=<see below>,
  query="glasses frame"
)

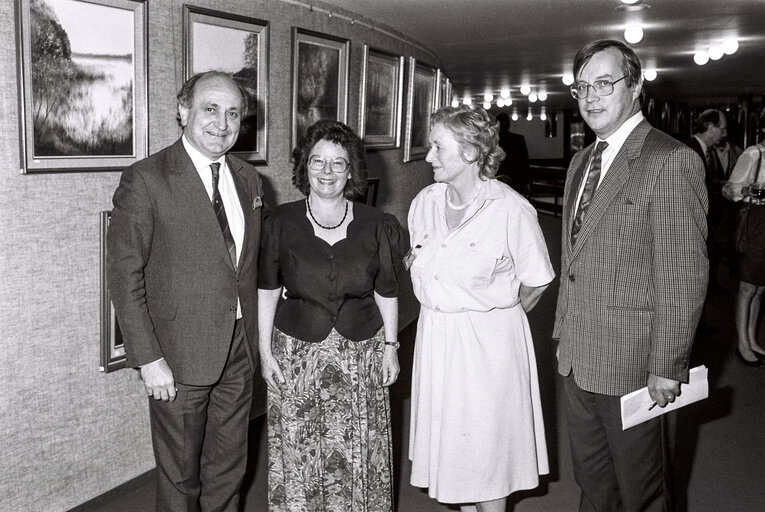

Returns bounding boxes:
[308,154,350,174]
[570,75,628,99]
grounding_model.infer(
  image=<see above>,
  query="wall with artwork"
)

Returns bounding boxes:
[0,0,441,509]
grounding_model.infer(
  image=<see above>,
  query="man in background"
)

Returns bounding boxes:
[108,71,263,511]
[495,111,531,195]
[554,39,708,511]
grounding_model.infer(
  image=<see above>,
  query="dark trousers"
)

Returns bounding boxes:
[563,374,672,512]
[149,320,253,512]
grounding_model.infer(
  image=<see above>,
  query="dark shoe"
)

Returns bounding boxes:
[735,348,764,367]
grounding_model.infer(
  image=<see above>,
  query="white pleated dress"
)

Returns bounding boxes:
[407,179,554,504]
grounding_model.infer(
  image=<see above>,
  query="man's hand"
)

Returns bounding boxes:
[140,358,177,402]
[647,372,680,408]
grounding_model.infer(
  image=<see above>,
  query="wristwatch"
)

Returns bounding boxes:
[384,341,400,349]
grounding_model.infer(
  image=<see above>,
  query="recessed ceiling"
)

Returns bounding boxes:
[319,0,765,112]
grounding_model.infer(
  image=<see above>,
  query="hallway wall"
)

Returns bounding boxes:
[0,1,435,509]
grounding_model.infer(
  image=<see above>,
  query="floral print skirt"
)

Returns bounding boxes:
[267,327,394,511]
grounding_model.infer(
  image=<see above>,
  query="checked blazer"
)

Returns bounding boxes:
[107,139,263,386]
[553,120,709,396]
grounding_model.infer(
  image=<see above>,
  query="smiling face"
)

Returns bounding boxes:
[307,139,350,200]
[425,123,476,185]
[576,48,642,140]
[178,75,244,160]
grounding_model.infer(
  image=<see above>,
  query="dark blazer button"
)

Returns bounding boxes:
[569,274,576,282]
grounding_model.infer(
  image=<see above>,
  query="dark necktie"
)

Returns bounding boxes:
[571,141,608,245]
[706,148,720,180]
[210,162,237,268]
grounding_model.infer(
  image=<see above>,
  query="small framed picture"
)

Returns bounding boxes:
[291,28,350,152]
[100,211,126,373]
[184,6,269,164]
[358,46,404,149]
[404,57,437,162]
[16,0,148,173]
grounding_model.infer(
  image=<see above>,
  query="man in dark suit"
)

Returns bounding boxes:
[495,112,531,194]
[687,109,727,288]
[553,40,708,511]
[108,71,263,511]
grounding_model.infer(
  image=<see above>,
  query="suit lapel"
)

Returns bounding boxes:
[570,121,651,259]
[167,140,221,231]
[227,156,253,266]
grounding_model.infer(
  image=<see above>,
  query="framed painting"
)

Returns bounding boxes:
[436,69,452,108]
[100,211,126,373]
[291,28,349,152]
[183,5,269,164]
[16,0,148,173]
[358,45,404,149]
[404,57,436,162]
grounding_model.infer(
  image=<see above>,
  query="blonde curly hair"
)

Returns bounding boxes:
[429,104,506,179]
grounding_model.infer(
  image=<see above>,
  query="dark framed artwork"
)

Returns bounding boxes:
[183,5,269,164]
[291,28,349,152]
[100,211,126,372]
[358,45,404,149]
[16,0,148,173]
[436,69,452,108]
[363,177,379,206]
[404,57,436,162]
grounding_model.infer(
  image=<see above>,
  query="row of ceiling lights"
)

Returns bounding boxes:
[454,0,740,109]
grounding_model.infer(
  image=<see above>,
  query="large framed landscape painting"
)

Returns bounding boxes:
[404,57,436,162]
[291,28,349,152]
[16,0,147,173]
[358,45,404,149]
[184,6,269,164]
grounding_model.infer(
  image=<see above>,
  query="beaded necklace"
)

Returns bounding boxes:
[306,197,348,230]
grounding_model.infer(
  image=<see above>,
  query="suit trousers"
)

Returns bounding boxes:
[562,374,672,512]
[149,319,253,512]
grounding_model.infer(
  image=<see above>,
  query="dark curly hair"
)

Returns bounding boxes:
[430,105,505,179]
[292,120,368,199]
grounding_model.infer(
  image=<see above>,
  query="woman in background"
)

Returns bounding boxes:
[407,105,554,511]
[723,116,765,367]
[258,120,406,511]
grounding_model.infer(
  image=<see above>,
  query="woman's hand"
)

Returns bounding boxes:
[381,346,400,387]
[260,352,286,392]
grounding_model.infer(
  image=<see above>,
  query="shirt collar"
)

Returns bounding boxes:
[182,135,226,171]
[598,111,645,153]
[692,134,708,154]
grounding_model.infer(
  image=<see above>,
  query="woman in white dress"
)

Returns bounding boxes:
[407,105,555,511]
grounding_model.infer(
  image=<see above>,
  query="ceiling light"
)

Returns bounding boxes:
[540,111,547,121]
[496,98,505,108]
[528,92,538,103]
[484,93,493,102]
[511,112,519,121]
[526,111,533,121]
[505,97,512,106]
[463,96,473,105]
[693,51,709,65]
[451,99,459,108]
[562,72,574,86]
[620,0,640,4]
[538,91,548,101]
[708,45,724,61]
[520,84,531,96]
[483,102,491,110]
[722,39,739,55]
[643,69,657,81]
[624,25,643,44]
[500,88,511,99]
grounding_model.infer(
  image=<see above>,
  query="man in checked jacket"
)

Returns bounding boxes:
[553,40,708,511]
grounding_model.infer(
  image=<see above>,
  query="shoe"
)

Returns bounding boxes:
[735,348,764,367]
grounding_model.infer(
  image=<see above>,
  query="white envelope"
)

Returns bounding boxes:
[620,365,709,430]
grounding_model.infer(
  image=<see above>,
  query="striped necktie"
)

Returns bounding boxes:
[210,162,237,268]
[571,141,608,245]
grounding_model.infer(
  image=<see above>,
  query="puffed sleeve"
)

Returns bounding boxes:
[374,213,410,297]
[257,206,282,290]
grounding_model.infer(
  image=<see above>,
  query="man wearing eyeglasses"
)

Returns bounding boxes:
[553,40,708,511]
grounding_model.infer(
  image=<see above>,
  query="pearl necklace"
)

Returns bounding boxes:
[306,197,348,230]
[446,185,481,210]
